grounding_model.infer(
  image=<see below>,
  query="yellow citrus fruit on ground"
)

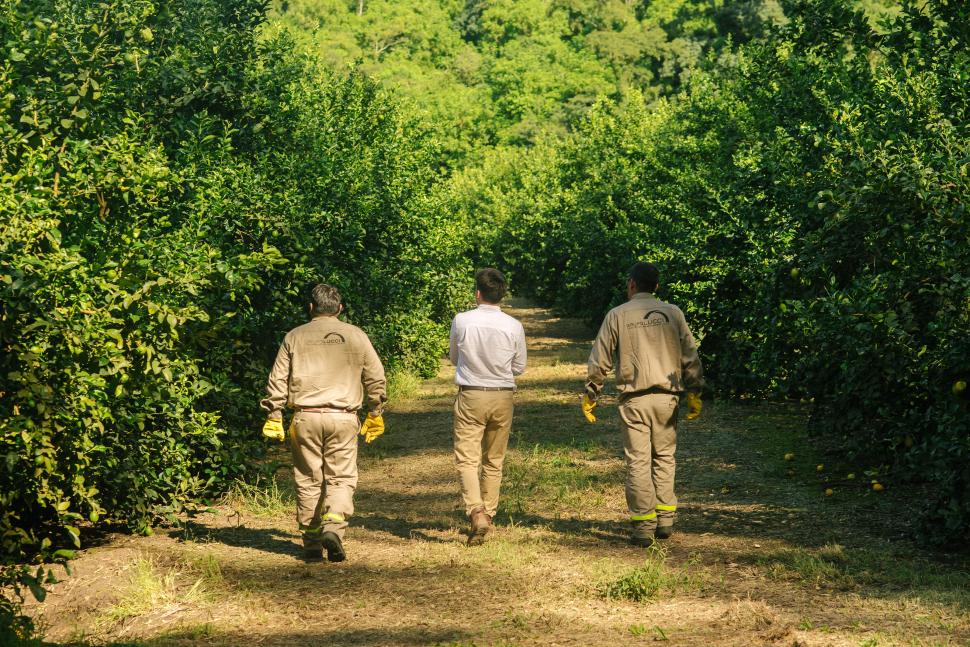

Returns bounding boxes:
[954,380,967,395]
[847,473,855,479]
[872,483,885,492]
[825,488,834,496]
[816,464,824,472]
[784,452,795,461]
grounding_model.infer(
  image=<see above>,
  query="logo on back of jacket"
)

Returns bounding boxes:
[308,332,346,345]
[626,310,670,329]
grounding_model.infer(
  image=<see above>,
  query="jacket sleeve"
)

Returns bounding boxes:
[260,335,291,419]
[586,309,618,399]
[677,309,705,392]
[361,333,387,414]
[511,321,527,376]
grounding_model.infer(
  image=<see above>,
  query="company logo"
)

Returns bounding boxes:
[309,332,346,345]
[626,309,670,330]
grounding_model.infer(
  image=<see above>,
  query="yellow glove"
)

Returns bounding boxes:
[262,418,285,442]
[686,392,702,421]
[359,412,385,444]
[581,394,597,423]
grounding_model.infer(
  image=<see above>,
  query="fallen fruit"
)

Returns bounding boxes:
[784,452,795,461]
[954,380,967,396]
[872,483,885,492]
[816,464,824,472]
[847,473,855,480]
[825,488,834,497]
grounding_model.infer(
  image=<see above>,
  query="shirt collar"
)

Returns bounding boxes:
[477,304,502,311]
[631,292,657,301]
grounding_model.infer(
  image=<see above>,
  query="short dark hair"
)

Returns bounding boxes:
[310,283,342,315]
[628,262,660,293]
[475,268,508,303]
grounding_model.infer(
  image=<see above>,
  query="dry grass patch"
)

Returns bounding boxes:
[222,475,295,518]
[96,551,224,632]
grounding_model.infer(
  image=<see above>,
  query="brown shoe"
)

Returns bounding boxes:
[467,506,491,546]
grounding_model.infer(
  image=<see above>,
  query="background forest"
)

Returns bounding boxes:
[1,0,967,639]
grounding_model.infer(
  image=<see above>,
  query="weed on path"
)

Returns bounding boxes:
[27,302,970,646]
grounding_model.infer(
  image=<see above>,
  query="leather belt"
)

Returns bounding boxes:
[458,385,514,392]
[297,406,357,414]
[625,387,679,398]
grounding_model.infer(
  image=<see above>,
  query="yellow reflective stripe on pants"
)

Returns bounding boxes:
[630,512,657,522]
[323,512,345,523]
[299,524,322,534]
[655,504,677,512]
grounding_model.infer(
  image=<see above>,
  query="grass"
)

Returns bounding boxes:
[758,542,970,607]
[502,443,616,515]
[28,301,970,647]
[597,546,705,602]
[98,554,218,626]
[387,368,423,401]
[222,475,294,518]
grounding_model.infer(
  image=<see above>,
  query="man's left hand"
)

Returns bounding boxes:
[360,413,385,443]
[686,392,702,421]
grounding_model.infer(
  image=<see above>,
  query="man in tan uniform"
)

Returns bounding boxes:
[261,284,386,562]
[583,262,703,547]
[450,268,527,545]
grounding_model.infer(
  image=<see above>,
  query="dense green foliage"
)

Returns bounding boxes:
[269,0,788,164]
[0,0,465,631]
[484,0,969,542]
[2,0,966,638]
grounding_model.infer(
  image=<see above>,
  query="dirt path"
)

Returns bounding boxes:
[28,301,970,646]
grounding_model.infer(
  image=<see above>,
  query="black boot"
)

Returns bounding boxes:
[302,531,323,562]
[655,525,673,540]
[321,531,346,562]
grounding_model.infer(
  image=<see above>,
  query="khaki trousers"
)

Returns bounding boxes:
[289,411,359,539]
[453,389,514,517]
[619,393,679,534]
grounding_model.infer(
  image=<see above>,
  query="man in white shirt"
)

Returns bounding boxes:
[450,268,527,545]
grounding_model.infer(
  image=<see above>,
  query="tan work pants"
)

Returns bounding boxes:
[619,393,679,535]
[290,411,359,539]
[453,389,514,517]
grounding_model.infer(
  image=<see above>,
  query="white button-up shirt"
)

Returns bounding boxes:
[449,304,527,388]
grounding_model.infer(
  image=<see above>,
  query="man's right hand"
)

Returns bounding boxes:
[262,418,285,442]
[581,394,597,423]
[359,413,385,443]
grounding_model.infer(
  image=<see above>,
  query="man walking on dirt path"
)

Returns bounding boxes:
[261,283,387,563]
[450,268,527,545]
[582,262,704,548]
